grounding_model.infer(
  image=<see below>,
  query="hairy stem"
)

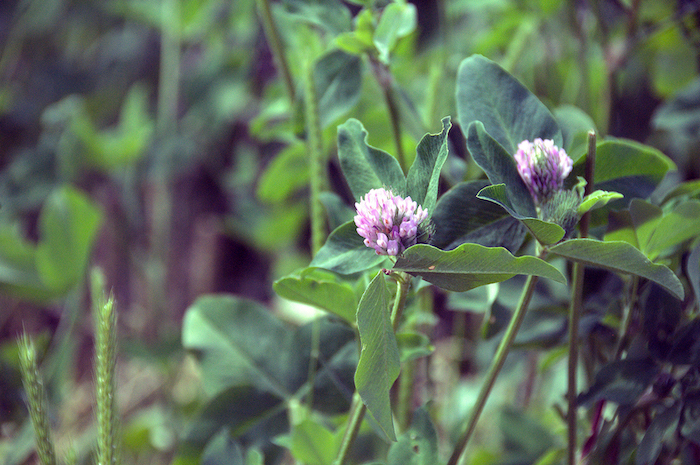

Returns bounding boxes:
[18,333,56,465]
[92,269,120,465]
[447,273,541,465]
[303,58,325,255]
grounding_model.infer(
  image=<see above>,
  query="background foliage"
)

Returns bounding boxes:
[1,0,700,464]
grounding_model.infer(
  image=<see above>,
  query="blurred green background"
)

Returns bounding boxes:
[1,0,699,463]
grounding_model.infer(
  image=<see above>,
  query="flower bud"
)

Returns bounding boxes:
[514,139,573,206]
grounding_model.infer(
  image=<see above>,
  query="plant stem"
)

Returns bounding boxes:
[303,58,325,255]
[334,271,412,465]
[18,333,56,465]
[370,58,406,172]
[567,130,596,465]
[447,274,541,465]
[256,0,295,103]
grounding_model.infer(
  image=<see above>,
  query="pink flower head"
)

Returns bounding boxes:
[354,188,429,256]
[514,138,573,206]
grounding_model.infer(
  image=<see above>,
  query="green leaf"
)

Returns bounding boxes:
[569,139,676,203]
[477,184,566,245]
[273,268,358,324]
[396,332,433,363]
[577,359,659,406]
[549,239,684,300]
[315,50,362,128]
[334,8,375,56]
[309,221,386,275]
[636,401,681,465]
[578,190,624,215]
[282,0,352,35]
[0,225,54,302]
[430,181,527,251]
[35,186,103,293]
[285,419,341,465]
[182,295,291,397]
[406,117,451,215]
[393,244,566,292]
[688,244,700,308]
[337,119,406,199]
[373,1,417,63]
[634,199,700,260]
[257,142,309,203]
[355,273,400,442]
[387,408,438,465]
[553,104,597,156]
[456,54,562,154]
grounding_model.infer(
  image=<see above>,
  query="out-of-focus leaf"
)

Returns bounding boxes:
[430,181,527,251]
[35,186,102,293]
[257,142,309,203]
[387,407,438,465]
[374,2,417,63]
[337,119,406,200]
[278,419,341,465]
[393,243,566,292]
[456,54,562,154]
[396,332,433,363]
[355,272,400,442]
[406,117,451,215]
[681,394,700,445]
[319,192,354,230]
[633,199,700,260]
[334,9,375,56]
[201,428,245,465]
[636,402,681,465]
[282,0,352,35]
[577,359,659,406]
[315,50,362,128]
[274,268,358,324]
[553,104,597,157]
[688,244,700,308]
[310,221,386,275]
[667,320,700,366]
[549,239,684,300]
[499,408,554,461]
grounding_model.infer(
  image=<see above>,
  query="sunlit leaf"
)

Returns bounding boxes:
[549,239,684,300]
[393,243,566,292]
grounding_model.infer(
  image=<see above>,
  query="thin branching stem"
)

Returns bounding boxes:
[448,272,542,465]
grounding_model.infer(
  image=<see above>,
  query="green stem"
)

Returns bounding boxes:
[303,58,325,255]
[568,131,596,465]
[447,274,541,465]
[334,272,412,465]
[256,0,295,103]
[370,58,406,172]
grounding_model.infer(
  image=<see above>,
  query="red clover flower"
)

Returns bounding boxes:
[354,188,429,256]
[514,138,573,206]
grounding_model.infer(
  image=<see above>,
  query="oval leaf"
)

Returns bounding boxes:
[393,243,566,292]
[310,221,386,275]
[549,239,684,300]
[337,119,406,200]
[456,54,562,154]
[273,269,358,324]
[355,272,400,442]
[315,50,362,128]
